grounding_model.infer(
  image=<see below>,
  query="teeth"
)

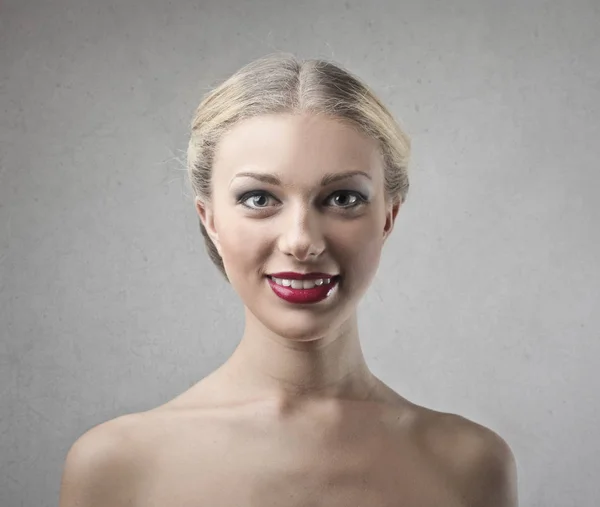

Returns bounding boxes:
[271,277,333,289]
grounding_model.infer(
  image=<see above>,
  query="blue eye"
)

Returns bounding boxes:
[237,190,367,211]
[239,191,276,209]
[328,191,366,208]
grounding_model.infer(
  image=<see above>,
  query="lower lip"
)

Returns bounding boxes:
[267,277,339,304]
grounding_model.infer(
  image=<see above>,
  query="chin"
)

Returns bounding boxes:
[252,303,357,343]
[262,322,339,342]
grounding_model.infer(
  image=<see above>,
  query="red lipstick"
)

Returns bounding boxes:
[268,272,335,280]
[266,272,340,304]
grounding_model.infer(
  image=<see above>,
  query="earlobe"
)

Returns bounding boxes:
[195,196,221,254]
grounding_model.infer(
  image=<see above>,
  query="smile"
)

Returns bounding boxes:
[268,276,333,289]
[266,275,340,304]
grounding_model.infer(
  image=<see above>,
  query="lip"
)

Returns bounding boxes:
[266,275,340,304]
[267,272,338,280]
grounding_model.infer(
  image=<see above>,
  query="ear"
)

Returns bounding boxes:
[195,196,222,256]
[383,200,401,243]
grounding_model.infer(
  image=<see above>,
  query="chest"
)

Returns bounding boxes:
[138,430,466,507]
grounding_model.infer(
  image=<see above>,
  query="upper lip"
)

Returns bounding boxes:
[267,272,338,280]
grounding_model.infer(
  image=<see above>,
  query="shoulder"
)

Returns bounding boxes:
[59,412,153,507]
[417,410,519,507]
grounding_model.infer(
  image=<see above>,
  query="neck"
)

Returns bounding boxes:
[215,309,376,408]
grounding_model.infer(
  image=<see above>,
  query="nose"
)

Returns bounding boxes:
[277,205,326,261]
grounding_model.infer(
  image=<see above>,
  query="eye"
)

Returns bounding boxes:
[238,191,278,210]
[327,191,367,209]
[237,190,367,211]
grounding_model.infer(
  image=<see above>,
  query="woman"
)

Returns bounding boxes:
[60,53,518,507]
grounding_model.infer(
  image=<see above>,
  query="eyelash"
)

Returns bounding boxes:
[237,190,368,211]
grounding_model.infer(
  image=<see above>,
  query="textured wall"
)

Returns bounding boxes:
[1,0,599,505]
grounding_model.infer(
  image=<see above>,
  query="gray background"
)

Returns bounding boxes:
[1,0,598,505]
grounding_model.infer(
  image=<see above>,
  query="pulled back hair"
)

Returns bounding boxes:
[187,53,411,281]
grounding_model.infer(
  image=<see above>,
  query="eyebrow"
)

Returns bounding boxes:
[230,170,372,187]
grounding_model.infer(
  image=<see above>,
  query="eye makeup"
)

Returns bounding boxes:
[234,188,370,211]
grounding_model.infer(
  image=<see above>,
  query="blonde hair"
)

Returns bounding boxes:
[187,53,411,281]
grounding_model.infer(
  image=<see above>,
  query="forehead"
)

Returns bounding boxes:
[212,113,383,184]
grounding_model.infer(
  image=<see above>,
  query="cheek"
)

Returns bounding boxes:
[216,214,271,273]
[333,218,384,281]
[354,232,384,280]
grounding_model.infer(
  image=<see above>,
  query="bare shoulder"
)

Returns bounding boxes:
[415,408,519,507]
[59,412,154,507]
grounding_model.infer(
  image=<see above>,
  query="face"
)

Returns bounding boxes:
[196,113,400,341]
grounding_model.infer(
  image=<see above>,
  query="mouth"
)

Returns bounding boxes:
[266,274,340,289]
[265,274,341,304]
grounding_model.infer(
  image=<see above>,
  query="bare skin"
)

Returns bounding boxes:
[59,113,517,506]
[60,371,516,507]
